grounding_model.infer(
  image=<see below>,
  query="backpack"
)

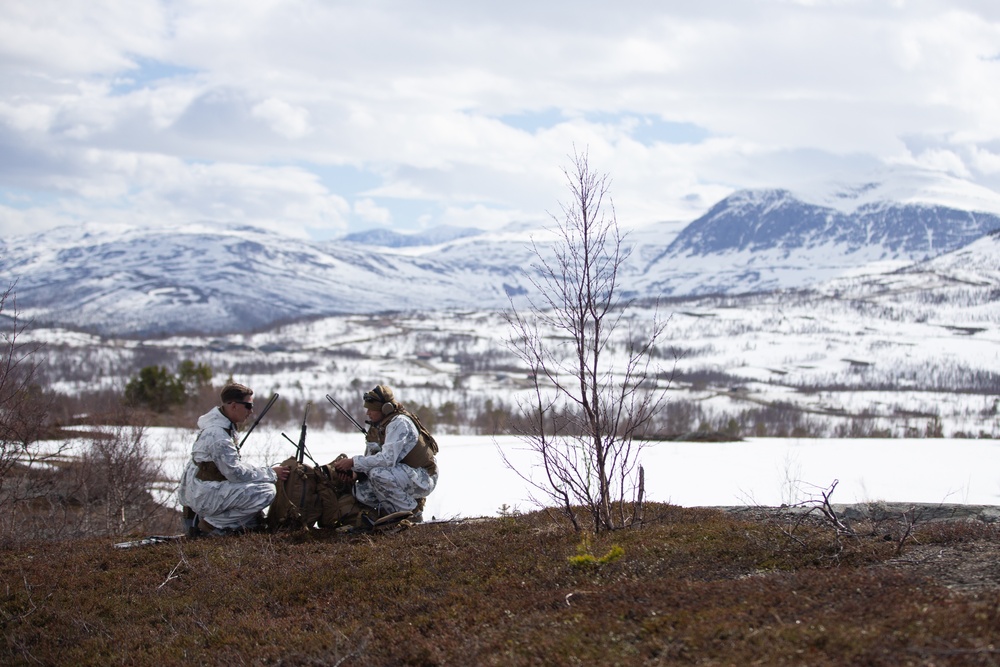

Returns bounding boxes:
[266,456,371,531]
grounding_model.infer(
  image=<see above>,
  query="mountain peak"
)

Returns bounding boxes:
[665,173,1000,259]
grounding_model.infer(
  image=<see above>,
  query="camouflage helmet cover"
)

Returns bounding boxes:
[363,384,395,412]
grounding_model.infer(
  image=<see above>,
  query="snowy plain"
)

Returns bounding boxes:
[112,427,1000,521]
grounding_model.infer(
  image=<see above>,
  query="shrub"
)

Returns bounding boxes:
[124,365,186,412]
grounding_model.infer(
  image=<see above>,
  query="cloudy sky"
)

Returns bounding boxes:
[2,0,999,240]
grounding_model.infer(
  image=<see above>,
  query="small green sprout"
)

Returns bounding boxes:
[568,533,625,568]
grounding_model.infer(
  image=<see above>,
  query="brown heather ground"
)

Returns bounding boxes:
[2,504,1000,666]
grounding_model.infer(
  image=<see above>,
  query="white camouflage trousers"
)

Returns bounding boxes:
[353,464,436,515]
[179,466,276,530]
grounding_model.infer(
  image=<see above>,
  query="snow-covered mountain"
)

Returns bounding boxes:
[337,225,483,248]
[639,171,1000,296]
[4,170,1000,336]
[666,190,999,258]
[0,223,523,336]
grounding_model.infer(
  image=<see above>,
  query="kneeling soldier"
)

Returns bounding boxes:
[178,382,289,536]
[332,384,438,522]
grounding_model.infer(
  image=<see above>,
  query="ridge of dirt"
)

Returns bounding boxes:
[713,502,1000,593]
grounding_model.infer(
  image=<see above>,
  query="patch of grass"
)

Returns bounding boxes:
[567,532,624,568]
[1,504,998,665]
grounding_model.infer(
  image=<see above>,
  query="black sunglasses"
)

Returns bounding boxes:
[234,401,254,411]
[363,387,385,404]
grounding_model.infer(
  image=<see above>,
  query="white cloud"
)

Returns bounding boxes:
[907,148,973,179]
[250,98,311,139]
[0,0,168,74]
[0,101,55,132]
[437,204,531,232]
[0,203,75,237]
[353,198,392,225]
[968,146,1000,176]
[2,1,1000,237]
[1,148,350,238]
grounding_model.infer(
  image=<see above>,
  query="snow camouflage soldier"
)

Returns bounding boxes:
[177,382,290,536]
[332,384,439,522]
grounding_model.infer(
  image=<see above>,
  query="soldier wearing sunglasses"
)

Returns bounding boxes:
[178,382,290,536]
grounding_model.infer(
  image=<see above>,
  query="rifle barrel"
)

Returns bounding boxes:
[296,403,310,465]
[281,432,323,469]
[237,392,279,451]
[325,394,366,433]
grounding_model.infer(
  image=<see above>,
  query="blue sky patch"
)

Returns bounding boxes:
[303,163,443,235]
[586,112,710,145]
[310,163,382,198]
[111,57,199,94]
[497,108,567,133]
[497,109,709,145]
[0,187,59,210]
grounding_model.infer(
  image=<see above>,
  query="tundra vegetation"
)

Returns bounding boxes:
[3,505,1000,665]
[0,285,173,542]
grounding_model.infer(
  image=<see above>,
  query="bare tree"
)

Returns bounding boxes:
[0,283,91,542]
[0,283,52,496]
[1,419,166,541]
[81,418,165,536]
[503,149,669,532]
[0,284,162,540]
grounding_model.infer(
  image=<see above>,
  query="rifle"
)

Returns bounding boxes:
[280,405,334,481]
[280,432,324,469]
[294,403,311,464]
[323,394,372,484]
[325,394,367,434]
[237,393,279,452]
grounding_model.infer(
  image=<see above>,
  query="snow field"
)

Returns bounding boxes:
[119,429,1000,520]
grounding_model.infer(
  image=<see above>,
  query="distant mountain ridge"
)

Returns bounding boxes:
[5,171,1000,336]
[337,225,483,248]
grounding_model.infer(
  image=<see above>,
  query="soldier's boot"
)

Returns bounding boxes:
[182,506,200,538]
[411,497,426,524]
[363,509,415,534]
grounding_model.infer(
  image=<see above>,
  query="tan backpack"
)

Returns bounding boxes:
[266,456,371,531]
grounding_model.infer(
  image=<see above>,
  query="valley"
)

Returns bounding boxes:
[28,270,1000,439]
